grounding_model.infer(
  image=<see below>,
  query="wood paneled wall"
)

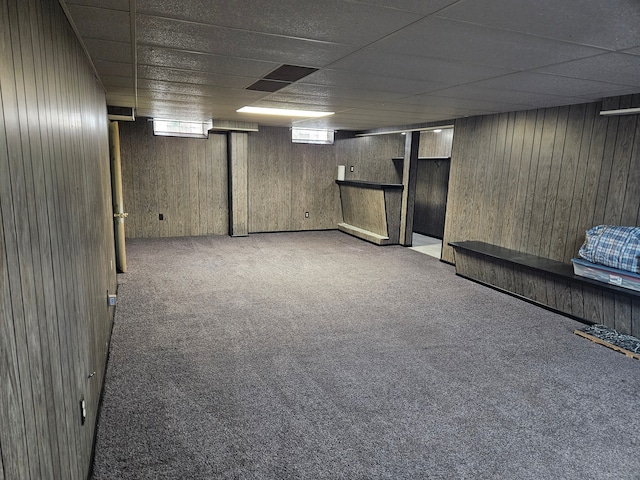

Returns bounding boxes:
[414,159,451,239]
[247,126,342,232]
[413,128,454,238]
[0,0,117,478]
[337,132,405,184]
[119,126,404,236]
[442,95,640,264]
[119,120,229,238]
[419,128,453,157]
[228,132,248,236]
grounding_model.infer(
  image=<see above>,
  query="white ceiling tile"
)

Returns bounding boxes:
[66,0,130,11]
[67,5,130,42]
[83,38,131,63]
[94,60,132,78]
[279,83,410,103]
[259,93,376,109]
[393,93,531,112]
[104,86,135,96]
[137,0,423,45]
[137,79,266,101]
[344,0,460,15]
[437,0,640,51]
[534,53,640,87]
[300,69,445,95]
[471,72,640,98]
[137,46,279,77]
[428,83,582,106]
[136,15,357,66]
[328,50,516,84]
[374,16,606,71]
[137,65,254,88]
[100,75,134,88]
[67,0,640,130]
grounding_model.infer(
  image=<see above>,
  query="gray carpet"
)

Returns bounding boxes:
[91,231,640,480]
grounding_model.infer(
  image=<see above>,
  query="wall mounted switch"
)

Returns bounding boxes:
[80,398,86,425]
[350,166,354,172]
[305,212,309,218]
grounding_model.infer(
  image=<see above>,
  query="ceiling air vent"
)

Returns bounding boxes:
[107,105,135,121]
[246,64,318,92]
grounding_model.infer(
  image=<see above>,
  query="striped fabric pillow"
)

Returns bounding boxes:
[579,225,640,273]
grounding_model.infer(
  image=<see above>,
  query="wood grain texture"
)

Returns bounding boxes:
[384,190,403,245]
[443,96,640,265]
[340,185,388,237]
[119,121,229,238]
[419,129,453,158]
[0,0,117,478]
[229,132,249,236]
[413,159,450,239]
[335,131,404,184]
[247,126,341,233]
[400,131,419,245]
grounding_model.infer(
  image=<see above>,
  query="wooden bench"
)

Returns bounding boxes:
[449,241,640,337]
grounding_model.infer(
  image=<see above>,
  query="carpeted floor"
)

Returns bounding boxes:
[91,231,640,480]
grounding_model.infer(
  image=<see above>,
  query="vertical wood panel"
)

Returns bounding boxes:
[591,100,619,227]
[445,97,640,266]
[444,97,639,328]
[0,0,117,477]
[119,121,228,238]
[621,97,640,226]
[614,295,632,335]
[605,96,637,226]
[247,126,344,233]
[400,131,419,245]
[632,299,640,338]
[563,103,595,261]
[419,128,453,157]
[229,132,249,236]
[413,159,450,238]
[549,104,584,261]
[0,43,31,480]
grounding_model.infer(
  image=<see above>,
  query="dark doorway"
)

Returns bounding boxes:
[413,157,451,239]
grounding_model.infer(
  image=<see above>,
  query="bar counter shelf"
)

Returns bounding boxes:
[335,179,404,245]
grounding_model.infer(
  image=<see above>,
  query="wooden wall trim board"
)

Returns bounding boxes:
[0,0,116,478]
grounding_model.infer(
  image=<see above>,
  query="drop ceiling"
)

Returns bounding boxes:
[62,0,640,131]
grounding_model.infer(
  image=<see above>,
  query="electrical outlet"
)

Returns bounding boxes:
[350,165,354,172]
[305,212,309,218]
[80,397,86,425]
[107,293,117,306]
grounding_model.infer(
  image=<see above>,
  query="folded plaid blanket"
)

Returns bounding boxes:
[579,225,640,273]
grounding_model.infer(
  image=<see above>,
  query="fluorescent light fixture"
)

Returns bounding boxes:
[153,119,213,138]
[432,129,443,133]
[356,125,454,137]
[599,107,640,116]
[291,127,334,145]
[237,106,334,117]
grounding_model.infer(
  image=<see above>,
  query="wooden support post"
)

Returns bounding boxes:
[109,121,127,272]
[400,131,420,246]
[228,132,249,236]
